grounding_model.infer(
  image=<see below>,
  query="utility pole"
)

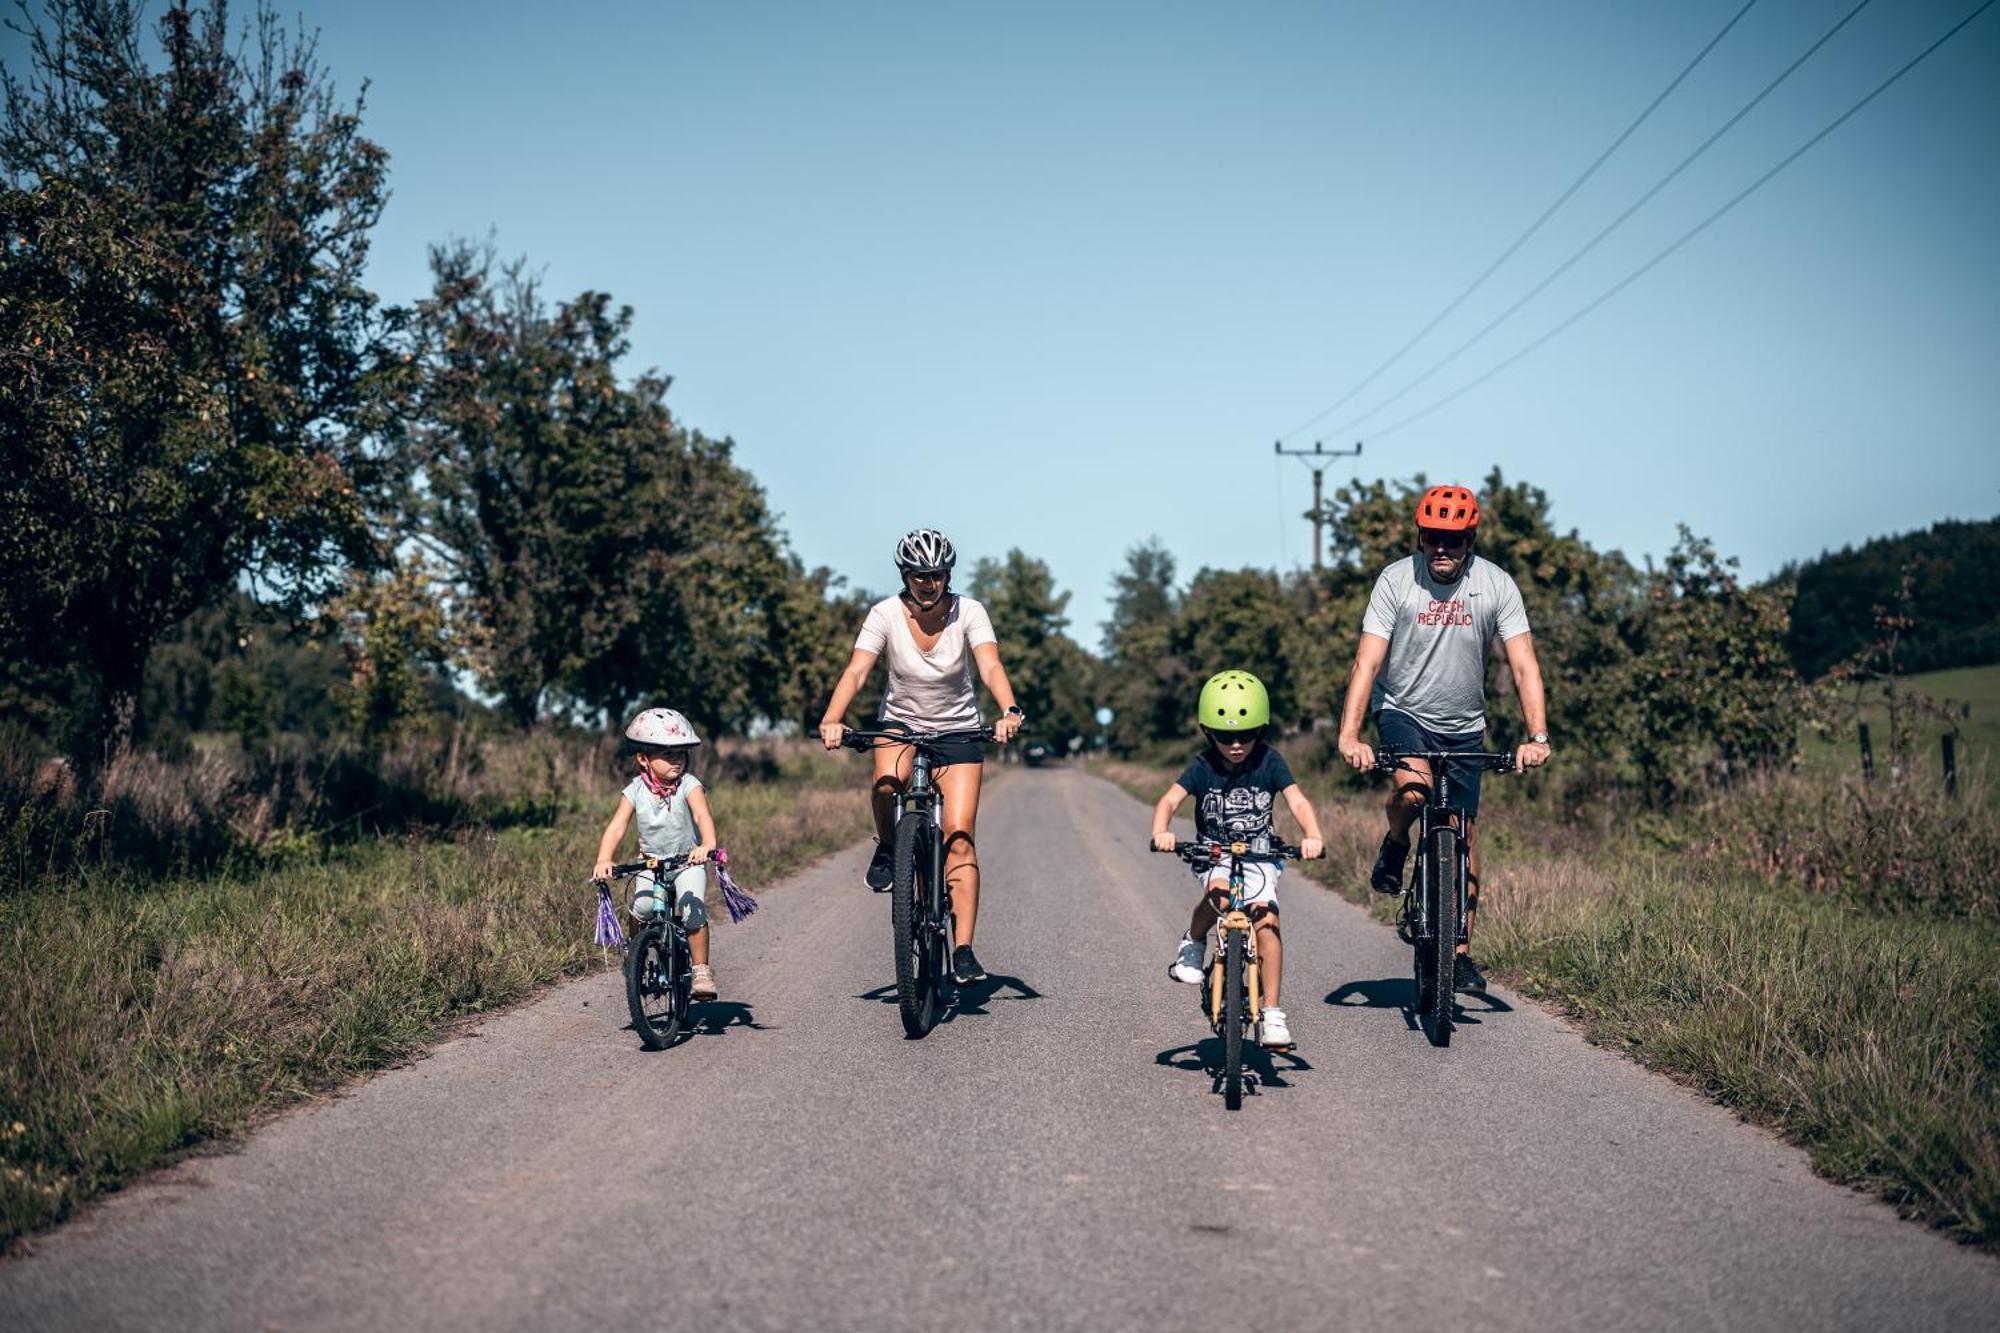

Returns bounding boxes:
[1273,439,1363,570]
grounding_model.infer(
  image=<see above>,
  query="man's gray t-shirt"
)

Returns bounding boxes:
[1361,554,1530,734]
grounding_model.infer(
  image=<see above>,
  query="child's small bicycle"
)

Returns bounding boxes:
[1158,836,1303,1110]
[595,854,697,1050]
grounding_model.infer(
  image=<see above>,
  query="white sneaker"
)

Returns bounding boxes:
[1168,934,1204,985]
[690,964,718,999]
[1258,1007,1292,1048]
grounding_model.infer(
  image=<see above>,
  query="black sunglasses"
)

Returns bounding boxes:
[1420,532,1472,552]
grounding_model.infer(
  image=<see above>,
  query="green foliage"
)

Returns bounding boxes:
[1100,540,1190,752]
[1785,518,2000,680]
[141,592,348,749]
[1622,528,1804,788]
[407,244,846,734]
[323,557,458,739]
[0,1,404,755]
[968,549,1099,745]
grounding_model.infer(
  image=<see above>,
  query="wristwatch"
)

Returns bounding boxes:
[1005,705,1026,720]
[1526,732,1550,745]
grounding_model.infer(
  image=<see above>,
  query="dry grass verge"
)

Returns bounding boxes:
[0,744,869,1248]
[1088,754,2000,1247]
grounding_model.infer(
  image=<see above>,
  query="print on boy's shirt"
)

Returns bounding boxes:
[1417,598,1473,627]
[1200,785,1276,841]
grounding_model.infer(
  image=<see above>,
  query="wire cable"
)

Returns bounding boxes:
[1323,0,1876,442]
[1362,0,1995,444]
[1275,0,1763,445]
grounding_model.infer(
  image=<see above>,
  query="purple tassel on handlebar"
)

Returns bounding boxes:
[713,848,758,924]
[593,882,626,948]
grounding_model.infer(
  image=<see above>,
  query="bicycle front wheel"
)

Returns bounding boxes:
[625,924,684,1050]
[1426,825,1461,1046]
[1222,929,1246,1109]
[891,813,941,1038]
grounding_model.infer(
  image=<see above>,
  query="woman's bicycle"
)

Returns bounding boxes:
[841,726,997,1038]
[1157,836,1303,1109]
[1372,748,1514,1047]
[594,853,697,1050]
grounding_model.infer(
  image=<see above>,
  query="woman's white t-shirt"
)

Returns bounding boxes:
[855,595,996,730]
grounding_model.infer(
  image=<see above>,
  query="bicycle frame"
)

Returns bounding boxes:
[1205,849,1264,1030]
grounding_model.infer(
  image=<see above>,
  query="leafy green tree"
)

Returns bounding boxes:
[1783,518,2000,679]
[1621,528,1803,795]
[409,244,836,734]
[324,557,456,739]
[1176,567,1298,727]
[969,550,1098,745]
[0,1,402,757]
[1100,539,1187,752]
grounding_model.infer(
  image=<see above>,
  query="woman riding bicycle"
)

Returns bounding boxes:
[818,529,1025,985]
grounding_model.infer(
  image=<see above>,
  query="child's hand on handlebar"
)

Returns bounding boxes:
[591,860,616,882]
[818,721,846,751]
[689,845,712,864]
[1151,830,1177,852]
[1300,837,1324,860]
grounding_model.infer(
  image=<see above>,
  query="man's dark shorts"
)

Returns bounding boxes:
[1374,709,1489,819]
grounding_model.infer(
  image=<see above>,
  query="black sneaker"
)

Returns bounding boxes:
[1370,836,1410,894]
[952,945,987,985]
[865,841,893,891]
[1453,953,1488,993]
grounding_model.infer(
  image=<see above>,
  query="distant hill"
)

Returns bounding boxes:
[1782,517,2000,680]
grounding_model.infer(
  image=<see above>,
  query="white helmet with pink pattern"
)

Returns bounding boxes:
[623,707,702,749]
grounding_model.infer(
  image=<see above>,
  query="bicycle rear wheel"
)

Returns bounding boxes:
[1426,825,1461,1046]
[625,923,684,1050]
[1222,930,1246,1109]
[891,813,941,1038]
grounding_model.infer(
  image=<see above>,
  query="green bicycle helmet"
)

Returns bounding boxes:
[1197,670,1270,732]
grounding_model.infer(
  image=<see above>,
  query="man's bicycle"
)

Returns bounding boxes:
[1373,748,1514,1046]
[1157,836,1303,1109]
[595,853,697,1050]
[841,726,997,1038]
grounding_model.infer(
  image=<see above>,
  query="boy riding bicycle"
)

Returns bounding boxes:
[1335,484,1552,993]
[1150,670,1325,1050]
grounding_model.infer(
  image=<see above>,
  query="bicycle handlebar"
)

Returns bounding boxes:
[1372,748,1517,776]
[1154,837,1303,866]
[837,726,999,752]
[589,852,693,884]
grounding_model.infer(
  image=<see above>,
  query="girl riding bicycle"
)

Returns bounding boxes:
[1150,671,1325,1050]
[818,528,1024,986]
[592,707,722,999]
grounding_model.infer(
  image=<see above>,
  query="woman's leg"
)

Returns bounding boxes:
[935,761,984,947]
[870,740,914,844]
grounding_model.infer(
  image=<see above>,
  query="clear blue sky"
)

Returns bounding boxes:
[17,1,1999,639]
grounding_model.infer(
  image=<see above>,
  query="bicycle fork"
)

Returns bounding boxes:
[1207,910,1262,1029]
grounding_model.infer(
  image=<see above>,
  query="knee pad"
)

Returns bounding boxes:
[679,895,708,930]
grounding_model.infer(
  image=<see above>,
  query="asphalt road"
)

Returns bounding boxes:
[4,767,1997,1331]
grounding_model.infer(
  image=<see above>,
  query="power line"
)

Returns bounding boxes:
[1275,0,1763,445]
[1323,0,1876,443]
[1362,0,1996,444]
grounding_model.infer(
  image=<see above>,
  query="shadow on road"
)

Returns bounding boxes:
[1324,977,1513,1035]
[854,972,1043,1022]
[621,1000,767,1050]
[1155,1036,1312,1101]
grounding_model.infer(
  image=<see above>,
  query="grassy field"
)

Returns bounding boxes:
[1800,663,2000,798]
[1091,754,2000,1248]
[0,743,872,1248]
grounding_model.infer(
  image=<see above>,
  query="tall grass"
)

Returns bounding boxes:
[1092,753,2000,1246]
[0,741,869,1247]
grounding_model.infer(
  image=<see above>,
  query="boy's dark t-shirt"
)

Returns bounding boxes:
[1176,743,1296,844]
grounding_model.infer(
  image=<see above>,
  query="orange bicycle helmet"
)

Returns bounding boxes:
[1415,484,1480,532]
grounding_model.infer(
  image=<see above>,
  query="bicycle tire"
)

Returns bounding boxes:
[891,813,940,1038]
[625,923,683,1050]
[1222,929,1246,1109]
[1427,824,1461,1046]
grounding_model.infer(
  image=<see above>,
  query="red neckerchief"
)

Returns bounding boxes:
[637,766,680,802]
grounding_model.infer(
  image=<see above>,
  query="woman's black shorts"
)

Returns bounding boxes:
[878,721,985,768]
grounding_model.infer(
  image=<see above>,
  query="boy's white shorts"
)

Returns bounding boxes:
[1193,859,1281,910]
[631,863,710,930]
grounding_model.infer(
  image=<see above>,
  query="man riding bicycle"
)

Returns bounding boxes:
[1335,484,1552,993]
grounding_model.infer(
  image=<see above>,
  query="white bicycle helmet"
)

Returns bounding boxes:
[893,528,956,573]
[623,707,702,749]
